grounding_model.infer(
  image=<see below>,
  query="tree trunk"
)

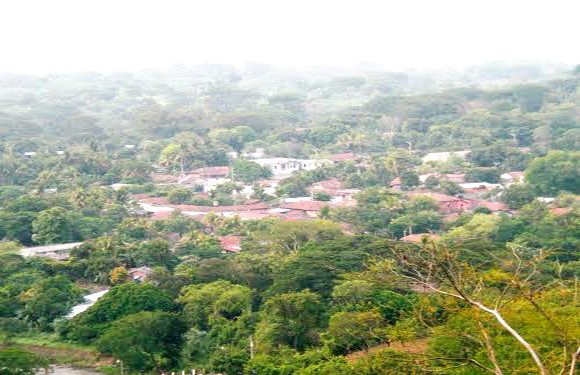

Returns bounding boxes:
[472,301,548,375]
[569,346,579,375]
[479,321,504,375]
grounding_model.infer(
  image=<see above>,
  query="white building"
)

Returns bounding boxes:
[422,151,470,163]
[253,158,327,177]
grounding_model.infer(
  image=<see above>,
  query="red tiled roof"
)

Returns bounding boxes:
[332,153,358,162]
[149,173,179,183]
[312,178,342,190]
[150,211,173,221]
[281,215,313,221]
[140,197,170,205]
[550,207,572,216]
[218,236,242,252]
[390,177,402,186]
[280,201,332,212]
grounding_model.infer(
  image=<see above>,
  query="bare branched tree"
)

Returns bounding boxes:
[368,239,579,375]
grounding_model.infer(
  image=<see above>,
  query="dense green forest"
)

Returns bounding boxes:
[0,63,578,375]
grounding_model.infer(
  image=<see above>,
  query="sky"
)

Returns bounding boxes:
[1,0,579,74]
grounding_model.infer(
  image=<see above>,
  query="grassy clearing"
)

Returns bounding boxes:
[3,333,111,368]
[10,333,92,350]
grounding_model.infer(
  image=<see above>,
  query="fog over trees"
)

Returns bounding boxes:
[0,59,578,375]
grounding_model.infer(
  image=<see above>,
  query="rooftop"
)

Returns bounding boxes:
[332,152,358,162]
[280,201,332,211]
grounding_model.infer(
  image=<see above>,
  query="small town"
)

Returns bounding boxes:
[0,2,578,375]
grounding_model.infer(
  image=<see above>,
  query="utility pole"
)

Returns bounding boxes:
[250,335,254,359]
[117,359,124,375]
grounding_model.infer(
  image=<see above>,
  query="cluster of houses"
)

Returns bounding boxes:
[136,149,537,250]
[21,148,571,259]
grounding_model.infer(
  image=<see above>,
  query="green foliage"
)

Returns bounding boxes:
[32,207,75,245]
[257,290,322,351]
[500,183,536,209]
[167,188,193,204]
[96,311,186,373]
[174,231,223,259]
[513,84,547,112]
[525,150,579,195]
[233,159,272,183]
[313,192,331,202]
[0,347,49,375]
[179,280,252,330]
[322,311,386,354]
[20,275,82,329]
[0,65,578,374]
[400,170,419,190]
[445,214,502,242]
[64,283,174,342]
[465,167,501,183]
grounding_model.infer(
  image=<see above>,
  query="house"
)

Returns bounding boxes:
[312,178,342,191]
[501,172,525,185]
[475,201,510,213]
[550,207,572,216]
[246,148,265,158]
[254,158,326,177]
[310,179,358,201]
[401,233,440,243]
[23,151,36,158]
[408,192,472,215]
[389,177,402,191]
[459,182,503,199]
[419,174,466,184]
[459,182,503,190]
[331,153,359,163]
[20,242,84,260]
[537,197,556,203]
[189,166,231,179]
[150,211,174,221]
[149,173,179,184]
[111,183,134,191]
[178,175,231,192]
[235,211,274,221]
[128,266,153,282]
[218,236,242,253]
[445,174,466,184]
[280,201,333,217]
[124,144,136,149]
[422,151,470,163]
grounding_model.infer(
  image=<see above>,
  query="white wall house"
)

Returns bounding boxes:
[422,151,470,163]
[253,158,327,177]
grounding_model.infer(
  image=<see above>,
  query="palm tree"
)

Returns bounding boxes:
[382,156,400,177]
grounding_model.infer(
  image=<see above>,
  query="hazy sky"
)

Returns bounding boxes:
[2,0,579,73]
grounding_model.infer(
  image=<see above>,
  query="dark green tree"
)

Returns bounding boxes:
[96,311,186,373]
